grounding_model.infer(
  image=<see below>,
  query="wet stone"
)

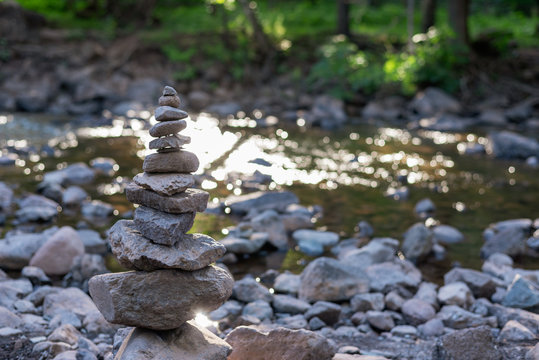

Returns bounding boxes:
[149,119,187,137]
[149,134,191,151]
[109,220,225,271]
[133,172,194,196]
[142,150,199,173]
[133,206,195,244]
[155,106,188,122]
[125,183,209,213]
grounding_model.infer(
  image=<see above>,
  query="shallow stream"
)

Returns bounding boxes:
[1,113,537,280]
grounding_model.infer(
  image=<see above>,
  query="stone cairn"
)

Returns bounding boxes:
[88,86,234,359]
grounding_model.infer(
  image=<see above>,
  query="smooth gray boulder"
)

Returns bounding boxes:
[109,220,225,271]
[115,321,232,360]
[0,231,51,270]
[133,172,194,196]
[444,267,498,298]
[220,233,268,254]
[487,131,539,159]
[298,257,369,302]
[366,259,422,293]
[133,206,195,244]
[224,191,298,215]
[126,183,208,214]
[481,225,529,258]
[502,276,539,312]
[401,223,433,263]
[88,266,233,330]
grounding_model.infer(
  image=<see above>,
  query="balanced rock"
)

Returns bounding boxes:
[115,321,232,360]
[149,134,191,152]
[88,266,234,330]
[159,94,181,108]
[126,183,209,213]
[134,206,195,244]
[109,220,226,271]
[142,150,199,173]
[149,119,187,137]
[155,106,188,122]
[133,172,194,196]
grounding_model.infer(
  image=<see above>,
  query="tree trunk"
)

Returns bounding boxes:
[421,0,436,33]
[448,0,469,46]
[337,0,350,36]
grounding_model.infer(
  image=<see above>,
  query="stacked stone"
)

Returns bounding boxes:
[88,86,233,358]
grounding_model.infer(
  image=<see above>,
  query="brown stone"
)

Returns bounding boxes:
[225,326,337,360]
[88,266,234,330]
[125,183,209,213]
[149,120,187,137]
[142,150,199,173]
[149,134,191,151]
[155,106,188,122]
[109,220,225,271]
[134,206,195,244]
[115,321,232,360]
[133,172,194,196]
[158,95,180,108]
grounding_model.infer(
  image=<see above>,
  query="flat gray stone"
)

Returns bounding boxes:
[126,183,208,213]
[134,206,195,244]
[109,220,225,271]
[115,321,232,360]
[149,119,187,137]
[88,266,234,330]
[158,95,180,108]
[155,106,188,122]
[133,172,194,196]
[142,151,199,173]
[149,134,191,151]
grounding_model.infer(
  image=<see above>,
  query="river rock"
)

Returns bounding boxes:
[62,186,88,207]
[293,229,339,256]
[125,183,209,213]
[414,198,435,216]
[444,267,498,298]
[225,326,337,360]
[154,106,188,122]
[77,229,107,254]
[158,94,181,108]
[298,257,369,302]
[0,182,13,211]
[44,287,98,318]
[16,194,60,222]
[133,207,195,244]
[273,295,311,314]
[109,220,225,271]
[340,238,396,269]
[437,282,474,308]
[250,210,288,249]
[498,320,536,343]
[0,231,51,270]
[149,119,187,137]
[0,306,22,328]
[148,134,191,151]
[88,266,233,330]
[437,326,502,360]
[43,163,95,186]
[366,259,422,294]
[304,301,341,325]
[502,276,539,312]
[29,226,85,276]
[401,223,433,263]
[401,299,436,325]
[351,293,385,312]
[90,157,117,176]
[220,233,268,254]
[81,200,114,218]
[481,225,529,258]
[142,150,199,173]
[410,87,461,116]
[233,276,273,303]
[115,321,232,360]
[486,131,539,159]
[274,272,300,295]
[243,300,273,321]
[437,305,495,329]
[366,311,395,331]
[133,172,194,196]
[224,191,299,215]
[433,225,464,244]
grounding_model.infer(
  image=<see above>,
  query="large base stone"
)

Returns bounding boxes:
[88,266,233,330]
[134,206,195,244]
[109,220,226,271]
[126,183,209,214]
[115,321,232,360]
[142,151,199,173]
[133,173,194,196]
